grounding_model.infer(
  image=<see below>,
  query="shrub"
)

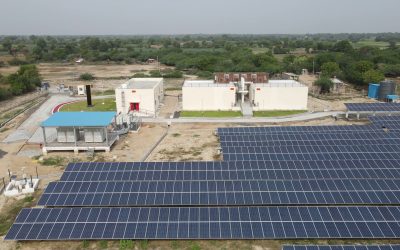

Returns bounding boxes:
[0,88,12,101]
[314,77,334,94]
[163,70,183,78]
[79,73,95,81]
[8,58,29,66]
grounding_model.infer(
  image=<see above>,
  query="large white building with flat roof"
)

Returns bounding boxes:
[115,78,164,117]
[182,73,308,113]
[182,80,237,111]
[250,80,308,111]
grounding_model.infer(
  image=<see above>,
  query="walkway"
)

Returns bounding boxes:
[143,111,344,124]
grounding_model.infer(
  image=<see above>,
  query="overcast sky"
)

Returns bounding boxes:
[0,0,399,35]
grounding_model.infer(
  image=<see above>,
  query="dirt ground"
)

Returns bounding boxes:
[0,63,172,80]
[159,90,181,118]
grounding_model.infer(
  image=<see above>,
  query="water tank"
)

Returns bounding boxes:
[368,83,380,99]
[379,81,396,100]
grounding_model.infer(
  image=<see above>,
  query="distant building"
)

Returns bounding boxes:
[182,73,308,113]
[282,72,300,81]
[77,85,86,96]
[115,78,164,117]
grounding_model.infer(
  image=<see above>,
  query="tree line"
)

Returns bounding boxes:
[0,34,399,96]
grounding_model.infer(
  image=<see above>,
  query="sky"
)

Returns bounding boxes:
[0,0,399,35]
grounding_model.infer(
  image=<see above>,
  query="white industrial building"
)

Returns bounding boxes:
[115,78,164,117]
[250,80,308,111]
[182,81,238,111]
[182,73,308,114]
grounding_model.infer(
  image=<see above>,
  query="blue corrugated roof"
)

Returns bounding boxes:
[41,112,116,127]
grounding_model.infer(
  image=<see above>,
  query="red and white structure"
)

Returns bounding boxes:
[115,78,164,117]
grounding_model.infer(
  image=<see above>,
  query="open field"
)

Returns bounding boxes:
[180,111,242,118]
[0,62,172,80]
[352,39,400,49]
[60,98,116,112]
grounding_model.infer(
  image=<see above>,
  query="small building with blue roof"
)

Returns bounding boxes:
[41,112,118,154]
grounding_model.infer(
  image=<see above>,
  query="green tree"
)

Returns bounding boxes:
[2,39,13,55]
[362,69,385,84]
[7,64,41,95]
[315,77,334,93]
[332,40,353,53]
[321,62,341,77]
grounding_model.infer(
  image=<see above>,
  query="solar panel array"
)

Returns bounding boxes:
[283,246,400,250]
[346,103,400,112]
[39,179,400,206]
[7,116,400,240]
[6,206,400,240]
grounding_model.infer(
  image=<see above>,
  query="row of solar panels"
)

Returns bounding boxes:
[38,179,400,206]
[346,103,400,112]
[61,168,400,182]
[217,115,400,135]
[6,206,400,240]
[283,246,400,250]
[63,159,400,172]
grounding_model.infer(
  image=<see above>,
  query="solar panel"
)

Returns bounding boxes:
[59,160,400,183]
[369,115,400,122]
[6,206,400,240]
[64,160,400,173]
[370,121,400,130]
[221,144,400,155]
[219,132,400,143]
[39,179,400,206]
[60,167,400,182]
[283,245,400,250]
[217,125,379,135]
[222,152,400,161]
[218,131,400,143]
[221,139,400,147]
[346,103,400,112]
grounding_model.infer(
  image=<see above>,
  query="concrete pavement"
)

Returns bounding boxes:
[142,111,344,124]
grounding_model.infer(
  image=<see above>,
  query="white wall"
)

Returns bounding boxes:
[251,85,308,110]
[182,86,237,111]
[115,80,163,116]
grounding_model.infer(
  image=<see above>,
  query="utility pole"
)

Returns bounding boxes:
[312,59,315,75]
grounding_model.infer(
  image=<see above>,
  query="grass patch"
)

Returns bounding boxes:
[119,239,134,250]
[165,87,182,91]
[172,133,181,137]
[92,89,116,96]
[82,240,90,248]
[40,156,65,166]
[181,111,242,118]
[139,240,148,249]
[99,240,108,249]
[253,110,307,117]
[60,98,116,112]
[0,195,36,236]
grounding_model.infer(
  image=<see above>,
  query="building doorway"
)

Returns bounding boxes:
[130,102,140,111]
